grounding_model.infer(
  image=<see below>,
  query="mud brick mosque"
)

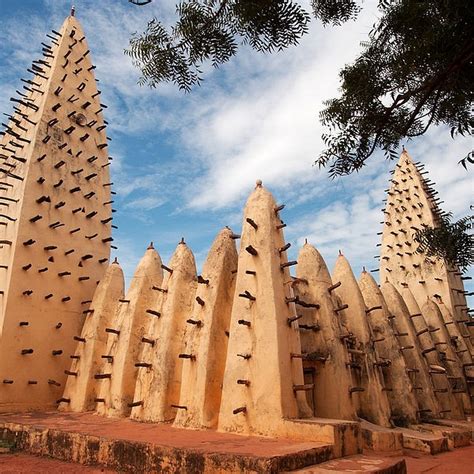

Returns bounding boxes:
[0,10,472,473]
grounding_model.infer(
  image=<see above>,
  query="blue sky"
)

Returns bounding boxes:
[0,0,472,293]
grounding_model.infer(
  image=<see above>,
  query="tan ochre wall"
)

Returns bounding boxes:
[173,228,238,430]
[401,287,464,419]
[294,243,356,421]
[0,15,112,411]
[59,260,124,412]
[57,167,472,439]
[96,245,163,417]
[332,254,392,427]
[130,241,197,423]
[1,6,471,444]
[217,182,312,438]
[381,281,440,419]
[359,271,419,425]
[421,299,472,416]
[437,301,474,376]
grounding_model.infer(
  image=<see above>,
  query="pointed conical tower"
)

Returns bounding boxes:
[217,181,312,438]
[359,270,419,426]
[381,281,440,419]
[294,243,356,421]
[58,259,124,411]
[130,240,197,423]
[173,228,238,430]
[332,254,392,428]
[379,150,471,344]
[0,11,112,411]
[96,245,163,417]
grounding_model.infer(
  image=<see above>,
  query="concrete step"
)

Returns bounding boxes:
[359,420,403,453]
[434,418,474,441]
[415,423,471,449]
[284,418,361,458]
[0,411,335,473]
[393,427,448,454]
[287,454,406,473]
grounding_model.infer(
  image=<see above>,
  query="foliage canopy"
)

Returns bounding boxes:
[415,214,474,272]
[126,0,473,269]
[126,0,473,176]
[318,0,474,177]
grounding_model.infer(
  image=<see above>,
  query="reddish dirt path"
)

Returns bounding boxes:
[403,444,474,473]
[0,454,114,473]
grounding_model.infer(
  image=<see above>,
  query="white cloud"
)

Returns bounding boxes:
[1,0,471,288]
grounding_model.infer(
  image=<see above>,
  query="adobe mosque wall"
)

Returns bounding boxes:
[57,174,472,443]
[0,12,472,453]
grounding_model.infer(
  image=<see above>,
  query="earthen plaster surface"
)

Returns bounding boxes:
[131,242,197,422]
[173,228,238,430]
[96,246,162,417]
[60,260,124,412]
[332,254,392,428]
[0,15,112,411]
[295,243,355,421]
[218,183,312,437]
[359,271,419,425]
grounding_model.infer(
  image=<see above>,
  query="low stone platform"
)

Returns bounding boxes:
[393,427,448,455]
[434,419,474,441]
[289,454,407,473]
[0,411,335,473]
[416,423,471,449]
[359,420,403,453]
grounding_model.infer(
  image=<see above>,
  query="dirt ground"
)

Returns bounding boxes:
[0,445,473,473]
[403,444,474,473]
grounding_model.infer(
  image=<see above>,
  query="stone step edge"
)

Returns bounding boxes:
[286,454,407,473]
[393,427,449,455]
[0,421,334,473]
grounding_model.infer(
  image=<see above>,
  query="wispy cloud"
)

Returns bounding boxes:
[0,0,471,292]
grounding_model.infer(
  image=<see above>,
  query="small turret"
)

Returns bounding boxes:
[130,240,197,422]
[95,245,163,417]
[359,270,419,426]
[173,227,238,429]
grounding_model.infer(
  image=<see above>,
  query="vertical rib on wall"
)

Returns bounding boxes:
[359,271,418,426]
[218,182,311,438]
[59,260,124,412]
[294,243,356,421]
[96,245,162,417]
[130,241,197,423]
[173,228,238,430]
[332,254,392,427]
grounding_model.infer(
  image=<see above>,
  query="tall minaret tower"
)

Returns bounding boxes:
[379,151,471,344]
[0,9,113,411]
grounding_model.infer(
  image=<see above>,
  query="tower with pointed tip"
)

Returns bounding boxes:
[173,228,238,430]
[359,270,419,425]
[332,253,392,428]
[294,243,356,421]
[96,245,163,418]
[130,241,197,422]
[218,181,312,437]
[0,12,113,411]
[379,150,471,341]
[59,259,124,412]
